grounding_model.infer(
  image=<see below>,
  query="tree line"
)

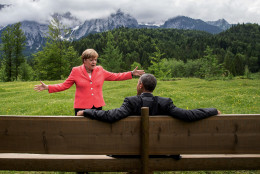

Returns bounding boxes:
[72,24,260,79]
[0,20,259,82]
[0,19,80,81]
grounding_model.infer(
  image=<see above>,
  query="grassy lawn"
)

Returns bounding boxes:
[0,78,259,174]
[0,78,259,116]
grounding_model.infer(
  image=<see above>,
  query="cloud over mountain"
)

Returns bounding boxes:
[0,0,259,27]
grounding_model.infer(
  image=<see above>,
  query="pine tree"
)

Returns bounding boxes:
[234,53,246,76]
[48,17,66,79]
[1,26,14,81]
[148,43,170,78]
[13,23,26,80]
[63,46,81,76]
[199,46,224,79]
[1,23,26,81]
[18,61,34,81]
[100,32,123,72]
[224,50,235,75]
[34,17,79,80]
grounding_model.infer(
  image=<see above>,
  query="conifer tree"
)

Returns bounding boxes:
[100,32,123,72]
[199,46,223,79]
[224,50,235,75]
[13,23,26,80]
[1,26,14,81]
[148,43,170,78]
[34,17,79,80]
[1,22,26,81]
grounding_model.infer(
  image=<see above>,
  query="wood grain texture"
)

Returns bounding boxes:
[0,114,260,155]
[141,107,150,174]
[0,154,259,171]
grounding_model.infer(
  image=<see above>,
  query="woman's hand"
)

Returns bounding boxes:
[132,66,145,76]
[34,81,48,92]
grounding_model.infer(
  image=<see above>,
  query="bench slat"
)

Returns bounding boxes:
[0,115,260,154]
[0,153,259,171]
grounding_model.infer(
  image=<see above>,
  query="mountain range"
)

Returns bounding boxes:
[0,9,232,56]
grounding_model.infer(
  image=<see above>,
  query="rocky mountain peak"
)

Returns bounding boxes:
[207,19,231,30]
[0,10,232,56]
[161,16,223,34]
[51,12,81,28]
[72,9,138,39]
[111,9,125,17]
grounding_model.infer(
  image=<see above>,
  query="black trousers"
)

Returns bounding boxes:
[74,106,102,116]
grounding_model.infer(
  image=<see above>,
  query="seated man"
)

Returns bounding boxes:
[77,73,220,122]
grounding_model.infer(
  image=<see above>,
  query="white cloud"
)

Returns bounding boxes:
[0,0,259,26]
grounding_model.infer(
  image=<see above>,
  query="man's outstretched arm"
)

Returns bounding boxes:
[166,98,220,121]
[77,98,135,123]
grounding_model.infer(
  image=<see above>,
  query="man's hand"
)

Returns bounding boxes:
[132,66,145,76]
[217,110,221,115]
[34,81,48,92]
[77,110,84,116]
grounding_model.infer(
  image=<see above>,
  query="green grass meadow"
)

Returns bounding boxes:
[0,78,259,174]
[0,78,259,116]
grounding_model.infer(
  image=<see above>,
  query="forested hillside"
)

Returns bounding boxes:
[72,27,212,69]
[1,23,259,81]
[72,23,260,77]
[215,24,260,74]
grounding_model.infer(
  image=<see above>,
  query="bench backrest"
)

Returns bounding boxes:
[0,113,260,155]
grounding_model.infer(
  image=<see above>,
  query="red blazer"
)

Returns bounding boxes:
[48,65,132,109]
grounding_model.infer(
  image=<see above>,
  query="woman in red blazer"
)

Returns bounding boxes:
[34,49,144,115]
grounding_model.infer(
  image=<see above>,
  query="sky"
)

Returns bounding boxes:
[0,0,260,26]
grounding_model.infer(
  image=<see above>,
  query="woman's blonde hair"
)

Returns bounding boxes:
[81,49,99,63]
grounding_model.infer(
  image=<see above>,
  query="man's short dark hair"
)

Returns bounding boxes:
[140,74,157,92]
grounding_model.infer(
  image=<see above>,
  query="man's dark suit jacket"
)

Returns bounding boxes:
[83,93,218,123]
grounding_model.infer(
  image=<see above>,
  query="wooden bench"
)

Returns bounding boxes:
[0,107,260,173]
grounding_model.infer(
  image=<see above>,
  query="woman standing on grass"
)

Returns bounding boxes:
[34,48,144,115]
